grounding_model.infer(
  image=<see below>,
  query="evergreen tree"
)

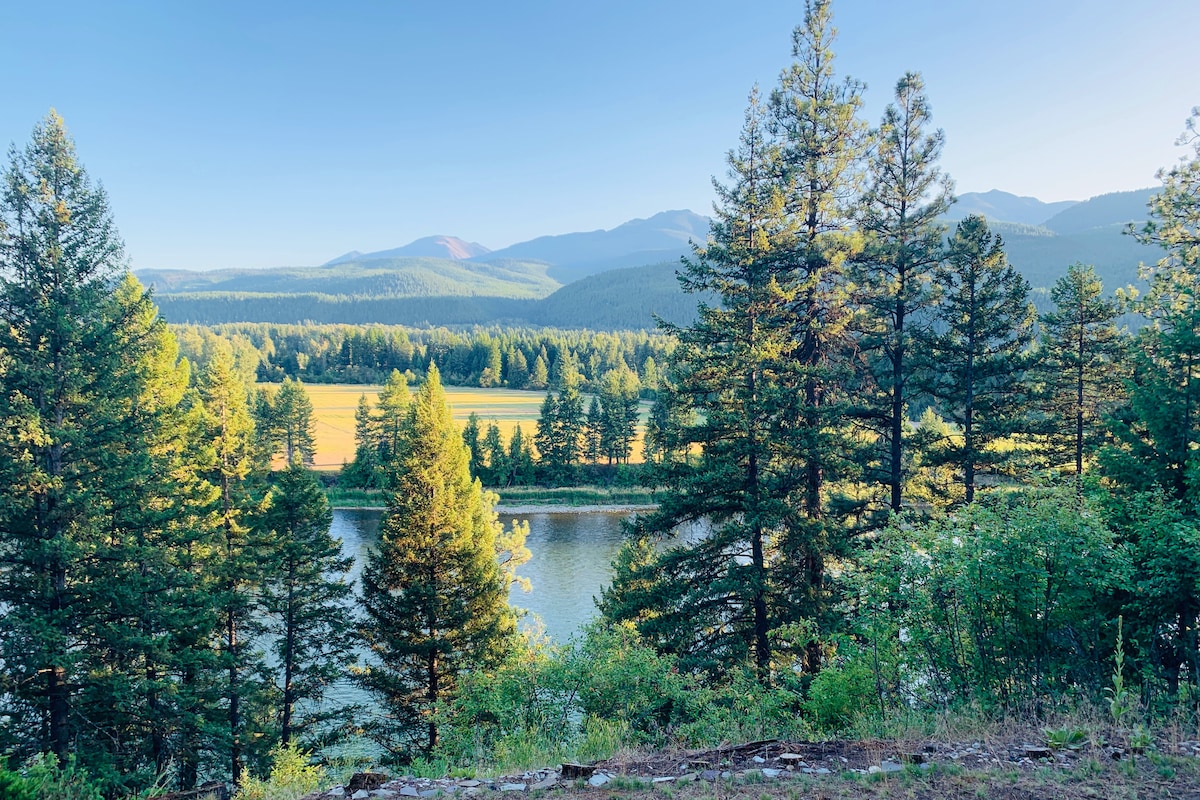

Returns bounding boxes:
[479,340,502,388]
[853,72,952,514]
[260,465,357,748]
[357,366,520,759]
[506,347,529,389]
[922,215,1036,503]
[529,353,549,389]
[375,368,412,467]
[604,85,804,676]
[584,397,603,464]
[1105,108,1200,501]
[462,412,484,479]
[344,393,381,488]
[274,378,317,466]
[482,421,509,486]
[508,424,536,486]
[1036,264,1126,486]
[195,344,269,786]
[0,113,185,777]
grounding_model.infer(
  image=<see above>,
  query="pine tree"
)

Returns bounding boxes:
[508,424,536,486]
[1104,108,1200,500]
[922,215,1036,503]
[854,72,952,514]
[482,421,509,486]
[771,0,869,671]
[195,343,269,786]
[604,86,801,676]
[344,393,381,488]
[1036,264,1126,486]
[584,397,603,464]
[357,365,519,759]
[274,378,317,466]
[462,412,484,479]
[375,368,412,467]
[260,465,357,748]
[529,353,549,390]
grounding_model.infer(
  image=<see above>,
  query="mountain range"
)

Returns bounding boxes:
[141,190,1163,331]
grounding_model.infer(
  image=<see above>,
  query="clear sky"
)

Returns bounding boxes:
[2,1,1196,270]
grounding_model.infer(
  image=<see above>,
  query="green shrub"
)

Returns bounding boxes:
[803,652,875,732]
[235,744,325,800]
[20,755,103,800]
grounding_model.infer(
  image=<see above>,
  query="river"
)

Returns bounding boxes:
[330,507,636,641]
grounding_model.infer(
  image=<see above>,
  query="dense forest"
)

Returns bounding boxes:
[171,322,672,394]
[3,1,1200,798]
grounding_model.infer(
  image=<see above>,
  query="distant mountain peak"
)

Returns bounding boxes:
[323,236,490,266]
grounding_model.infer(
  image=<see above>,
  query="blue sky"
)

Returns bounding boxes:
[3,1,1196,270]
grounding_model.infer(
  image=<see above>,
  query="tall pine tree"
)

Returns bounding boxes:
[357,366,520,759]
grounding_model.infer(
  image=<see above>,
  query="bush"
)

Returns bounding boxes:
[19,755,102,800]
[235,744,325,800]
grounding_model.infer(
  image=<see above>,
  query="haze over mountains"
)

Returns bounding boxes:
[143,190,1163,330]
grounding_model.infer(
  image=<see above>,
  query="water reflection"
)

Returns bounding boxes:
[330,508,633,642]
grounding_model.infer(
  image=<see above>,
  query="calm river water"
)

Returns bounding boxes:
[330,507,636,641]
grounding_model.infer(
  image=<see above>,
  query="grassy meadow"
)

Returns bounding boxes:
[296,383,650,470]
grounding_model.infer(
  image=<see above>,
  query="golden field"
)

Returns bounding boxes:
[294,383,649,470]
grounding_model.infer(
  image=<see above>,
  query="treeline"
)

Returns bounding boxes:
[171,321,672,395]
[0,114,529,796]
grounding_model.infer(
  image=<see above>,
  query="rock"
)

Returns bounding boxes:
[374,792,398,799]
[587,773,610,787]
[652,777,675,784]
[561,764,595,780]
[701,770,719,781]
[419,792,441,798]
[762,769,782,778]
[881,761,903,774]
[352,792,371,800]
[529,776,558,791]
[456,780,481,788]
[397,789,418,797]
[676,773,698,783]
[328,790,345,798]
[779,753,806,763]
[1023,745,1052,760]
[752,756,766,764]
[720,771,731,780]
[867,765,882,775]
[349,774,390,792]
[499,783,526,792]
[813,767,831,775]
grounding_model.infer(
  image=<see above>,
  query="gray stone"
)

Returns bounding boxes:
[352,792,371,800]
[419,791,442,798]
[398,788,418,797]
[499,784,526,792]
[652,777,675,784]
[867,766,881,775]
[587,773,610,787]
[701,770,719,781]
[762,769,782,778]
[720,771,731,780]
[676,773,698,783]
[456,780,481,788]
[881,761,903,774]
[752,756,766,764]
[328,789,345,798]
[779,753,805,762]
[529,776,558,791]
[813,767,831,775]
